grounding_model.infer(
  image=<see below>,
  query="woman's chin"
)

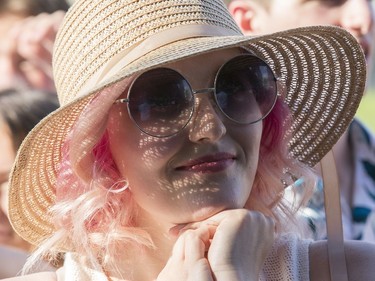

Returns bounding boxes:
[187,204,236,222]
[162,200,244,225]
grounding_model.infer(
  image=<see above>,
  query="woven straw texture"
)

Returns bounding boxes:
[9,0,366,249]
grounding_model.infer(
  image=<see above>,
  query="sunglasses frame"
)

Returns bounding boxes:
[114,54,280,138]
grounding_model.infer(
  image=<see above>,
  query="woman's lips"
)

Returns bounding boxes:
[176,153,236,173]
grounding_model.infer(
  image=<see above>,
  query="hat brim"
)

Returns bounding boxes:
[9,25,366,248]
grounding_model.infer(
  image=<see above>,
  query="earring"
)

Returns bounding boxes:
[107,179,129,193]
[281,168,299,188]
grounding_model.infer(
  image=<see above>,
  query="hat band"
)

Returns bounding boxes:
[77,24,241,99]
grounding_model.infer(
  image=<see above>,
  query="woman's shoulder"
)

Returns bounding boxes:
[1,272,57,281]
[309,240,375,281]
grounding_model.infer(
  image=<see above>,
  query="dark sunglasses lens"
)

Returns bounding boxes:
[215,55,277,124]
[128,68,194,137]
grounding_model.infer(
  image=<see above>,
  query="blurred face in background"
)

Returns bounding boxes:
[0,11,25,38]
[0,2,68,92]
[229,0,374,65]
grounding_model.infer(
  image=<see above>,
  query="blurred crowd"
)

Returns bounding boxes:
[0,0,70,278]
[0,0,375,279]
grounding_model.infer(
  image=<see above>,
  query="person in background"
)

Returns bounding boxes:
[228,0,375,241]
[0,88,59,278]
[2,0,375,280]
[0,0,70,92]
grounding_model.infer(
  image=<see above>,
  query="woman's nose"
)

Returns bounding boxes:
[188,93,226,143]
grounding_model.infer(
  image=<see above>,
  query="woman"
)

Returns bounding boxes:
[4,0,375,280]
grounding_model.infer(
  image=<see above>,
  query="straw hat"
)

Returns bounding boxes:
[9,0,366,249]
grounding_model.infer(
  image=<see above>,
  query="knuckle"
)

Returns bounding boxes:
[181,229,198,240]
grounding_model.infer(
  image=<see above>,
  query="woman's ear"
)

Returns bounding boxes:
[228,0,267,35]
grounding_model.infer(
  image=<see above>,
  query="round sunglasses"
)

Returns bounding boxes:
[114,54,278,138]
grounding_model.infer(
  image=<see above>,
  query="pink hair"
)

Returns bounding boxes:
[246,98,315,232]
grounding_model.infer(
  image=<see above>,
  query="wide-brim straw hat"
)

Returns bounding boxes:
[9,0,366,249]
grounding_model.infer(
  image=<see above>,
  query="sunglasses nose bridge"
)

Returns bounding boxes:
[192,88,215,95]
[188,88,227,142]
[192,87,218,116]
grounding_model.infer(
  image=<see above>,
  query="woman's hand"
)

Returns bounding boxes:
[158,209,275,281]
[157,224,216,281]
[207,209,275,281]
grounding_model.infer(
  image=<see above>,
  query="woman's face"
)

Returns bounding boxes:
[108,49,263,226]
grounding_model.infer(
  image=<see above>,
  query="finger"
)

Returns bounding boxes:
[171,229,186,260]
[19,61,55,91]
[161,222,220,281]
[176,220,219,235]
[18,52,54,80]
[182,227,216,281]
[14,13,62,75]
[17,36,54,77]
[203,208,275,233]
[183,230,206,268]
[187,258,214,281]
[207,210,275,280]
[183,225,215,263]
[211,210,275,248]
[171,225,216,268]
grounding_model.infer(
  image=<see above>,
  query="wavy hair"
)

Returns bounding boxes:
[245,96,316,232]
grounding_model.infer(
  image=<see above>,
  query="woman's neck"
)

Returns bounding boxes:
[108,209,178,280]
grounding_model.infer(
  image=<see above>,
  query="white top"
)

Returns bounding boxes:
[260,233,311,281]
[57,233,312,281]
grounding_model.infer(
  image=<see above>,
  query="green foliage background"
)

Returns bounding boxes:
[356,92,375,132]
